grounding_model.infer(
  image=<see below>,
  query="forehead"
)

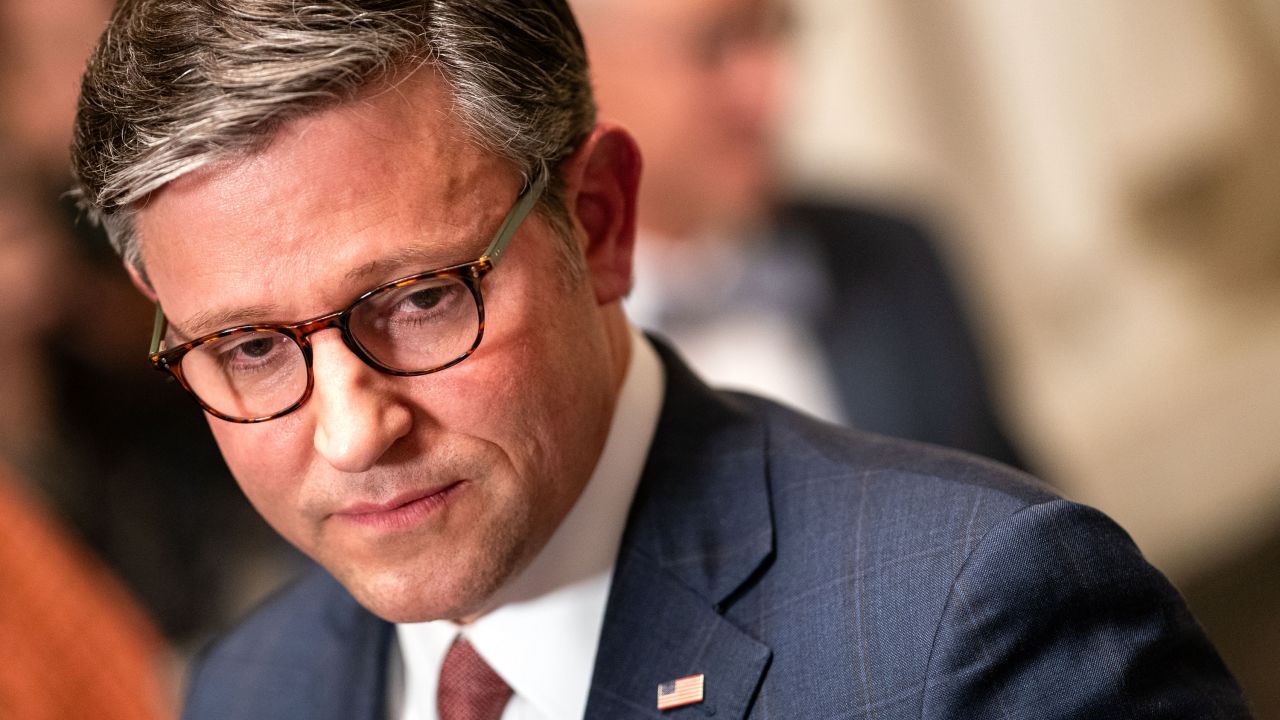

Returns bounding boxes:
[145,70,501,240]
[134,70,518,335]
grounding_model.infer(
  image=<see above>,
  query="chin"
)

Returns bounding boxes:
[340,537,532,624]
[346,570,488,624]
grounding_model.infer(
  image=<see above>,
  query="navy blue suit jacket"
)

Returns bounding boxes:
[183,344,1249,718]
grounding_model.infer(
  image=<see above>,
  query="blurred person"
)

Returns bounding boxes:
[73,1,1248,718]
[0,462,171,720]
[0,0,114,179]
[0,154,72,483]
[575,0,1024,466]
[1,143,296,652]
[1,0,301,650]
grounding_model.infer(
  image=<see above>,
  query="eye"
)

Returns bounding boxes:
[212,332,294,373]
[378,279,466,326]
[405,286,448,311]
[236,336,278,359]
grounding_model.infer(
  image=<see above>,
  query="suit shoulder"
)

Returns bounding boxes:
[735,392,1052,514]
[726,391,1064,580]
[921,498,1250,716]
[183,567,391,719]
[709,394,1249,715]
[194,565,351,665]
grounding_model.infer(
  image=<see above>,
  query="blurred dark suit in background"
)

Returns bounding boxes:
[578,0,1025,468]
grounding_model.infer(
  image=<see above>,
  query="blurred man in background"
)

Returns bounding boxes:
[0,141,169,720]
[0,151,69,484]
[575,0,1024,467]
[0,0,300,653]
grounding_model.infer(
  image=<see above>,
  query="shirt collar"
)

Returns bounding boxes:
[395,326,665,720]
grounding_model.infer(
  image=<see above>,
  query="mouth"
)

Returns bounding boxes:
[332,481,465,531]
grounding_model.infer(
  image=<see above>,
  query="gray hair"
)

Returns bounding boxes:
[72,0,597,271]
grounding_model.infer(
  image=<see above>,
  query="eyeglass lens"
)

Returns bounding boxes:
[180,274,480,420]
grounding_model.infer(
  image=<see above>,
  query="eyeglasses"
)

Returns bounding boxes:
[148,168,548,423]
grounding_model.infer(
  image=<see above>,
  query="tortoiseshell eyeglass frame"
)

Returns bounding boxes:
[147,166,549,424]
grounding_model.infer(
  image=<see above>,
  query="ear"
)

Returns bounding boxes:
[558,124,642,306]
[124,261,158,302]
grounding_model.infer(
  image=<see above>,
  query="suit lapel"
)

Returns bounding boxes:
[184,569,392,720]
[314,589,393,720]
[586,342,775,719]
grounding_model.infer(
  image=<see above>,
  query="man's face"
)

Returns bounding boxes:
[134,71,625,623]
[582,0,788,238]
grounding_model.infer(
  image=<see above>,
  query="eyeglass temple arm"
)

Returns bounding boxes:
[481,164,549,266]
[149,303,167,356]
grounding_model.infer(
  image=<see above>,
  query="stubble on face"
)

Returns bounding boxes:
[293,433,518,621]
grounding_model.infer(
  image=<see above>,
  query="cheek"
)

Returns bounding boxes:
[452,280,607,479]
[438,338,569,474]
[208,417,310,517]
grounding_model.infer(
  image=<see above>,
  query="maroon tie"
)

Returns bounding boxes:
[437,637,513,720]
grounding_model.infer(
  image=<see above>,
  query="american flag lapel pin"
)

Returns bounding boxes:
[657,673,705,711]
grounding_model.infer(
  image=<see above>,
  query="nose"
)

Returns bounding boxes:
[308,331,413,473]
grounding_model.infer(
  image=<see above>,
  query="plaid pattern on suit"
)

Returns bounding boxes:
[183,341,1250,719]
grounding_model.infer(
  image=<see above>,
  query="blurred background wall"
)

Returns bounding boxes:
[783,0,1280,712]
[1,0,1277,714]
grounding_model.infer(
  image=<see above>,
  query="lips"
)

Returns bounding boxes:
[332,481,464,531]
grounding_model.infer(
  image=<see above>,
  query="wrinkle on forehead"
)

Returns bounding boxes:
[138,67,512,251]
[135,66,522,340]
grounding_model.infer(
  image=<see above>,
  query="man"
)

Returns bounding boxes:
[577,0,1024,467]
[73,1,1247,718]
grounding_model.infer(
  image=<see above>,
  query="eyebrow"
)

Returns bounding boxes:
[343,243,468,284]
[170,243,478,342]
[170,303,283,342]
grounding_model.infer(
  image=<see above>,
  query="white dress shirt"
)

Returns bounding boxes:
[390,327,665,720]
